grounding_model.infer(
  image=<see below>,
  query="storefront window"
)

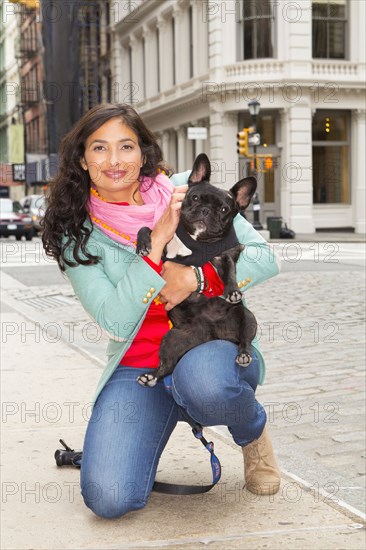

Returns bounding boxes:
[312,111,350,204]
[239,112,277,204]
[260,115,276,146]
[241,113,276,145]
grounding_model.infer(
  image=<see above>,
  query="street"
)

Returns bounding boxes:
[1,236,365,535]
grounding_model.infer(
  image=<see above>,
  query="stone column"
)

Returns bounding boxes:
[353,110,366,233]
[193,1,209,75]
[141,26,150,100]
[209,104,224,185]
[143,25,157,97]
[172,6,182,84]
[157,17,171,91]
[129,34,144,105]
[209,105,239,188]
[161,131,170,162]
[173,4,189,83]
[220,112,239,189]
[287,103,315,233]
[111,35,123,104]
[176,126,186,172]
[279,108,291,225]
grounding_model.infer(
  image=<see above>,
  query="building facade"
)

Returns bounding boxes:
[42,0,112,154]
[0,0,25,197]
[1,0,112,198]
[111,0,366,234]
[19,1,48,192]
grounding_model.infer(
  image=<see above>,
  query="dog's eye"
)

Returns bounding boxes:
[191,195,199,201]
[221,206,228,213]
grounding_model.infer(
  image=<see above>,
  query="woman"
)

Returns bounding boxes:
[42,103,281,520]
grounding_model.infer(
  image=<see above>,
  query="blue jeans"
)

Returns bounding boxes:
[80,341,266,519]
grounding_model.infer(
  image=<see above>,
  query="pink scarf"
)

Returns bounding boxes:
[88,173,174,247]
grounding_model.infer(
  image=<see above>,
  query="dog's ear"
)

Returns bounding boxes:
[188,153,211,186]
[230,176,257,211]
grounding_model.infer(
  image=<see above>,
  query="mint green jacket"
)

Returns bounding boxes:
[64,172,280,403]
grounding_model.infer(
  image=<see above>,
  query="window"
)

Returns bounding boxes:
[312,111,350,203]
[26,116,40,153]
[242,0,275,59]
[239,112,277,203]
[240,113,276,145]
[21,64,40,105]
[312,0,347,59]
[22,20,37,54]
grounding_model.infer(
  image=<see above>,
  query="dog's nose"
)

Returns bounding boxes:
[201,207,210,217]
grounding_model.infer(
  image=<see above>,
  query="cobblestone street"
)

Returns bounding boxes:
[244,268,366,513]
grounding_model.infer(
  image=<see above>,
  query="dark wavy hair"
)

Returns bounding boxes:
[42,103,166,271]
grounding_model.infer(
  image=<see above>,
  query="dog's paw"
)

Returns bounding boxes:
[136,228,152,256]
[225,289,243,304]
[236,353,252,367]
[137,374,158,387]
[136,243,151,257]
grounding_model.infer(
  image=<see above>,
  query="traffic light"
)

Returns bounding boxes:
[236,128,249,157]
[249,158,261,172]
[264,157,273,170]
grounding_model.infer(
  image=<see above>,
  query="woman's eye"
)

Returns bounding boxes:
[93,145,105,151]
[121,145,133,150]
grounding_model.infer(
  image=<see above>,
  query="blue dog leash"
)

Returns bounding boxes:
[151,375,221,495]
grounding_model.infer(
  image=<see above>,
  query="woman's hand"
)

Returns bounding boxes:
[147,185,188,264]
[159,262,197,311]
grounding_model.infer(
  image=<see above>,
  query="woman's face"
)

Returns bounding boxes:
[81,117,145,203]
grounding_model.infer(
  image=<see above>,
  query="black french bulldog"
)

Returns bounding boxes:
[136,153,258,387]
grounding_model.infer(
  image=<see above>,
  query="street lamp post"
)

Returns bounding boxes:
[248,99,262,230]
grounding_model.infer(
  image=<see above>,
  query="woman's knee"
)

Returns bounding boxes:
[81,479,146,519]
[173,342,261,403]
[173,344,243,404]
[172,344,261,426]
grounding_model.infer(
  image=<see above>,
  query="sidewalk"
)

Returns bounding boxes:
[1,306,365,549]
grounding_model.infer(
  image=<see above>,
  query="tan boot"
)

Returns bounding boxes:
[242,426,280,495]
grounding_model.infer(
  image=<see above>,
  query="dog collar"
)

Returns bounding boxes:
[165,221,240,267]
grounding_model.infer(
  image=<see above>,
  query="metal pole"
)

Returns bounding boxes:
[251,114,263,229]
[22,104,27,197]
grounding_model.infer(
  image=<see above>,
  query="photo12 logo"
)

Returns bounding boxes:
[201,2,303,24]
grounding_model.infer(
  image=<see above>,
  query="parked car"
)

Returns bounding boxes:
[0,198,34,240]
[19,194,46,233]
